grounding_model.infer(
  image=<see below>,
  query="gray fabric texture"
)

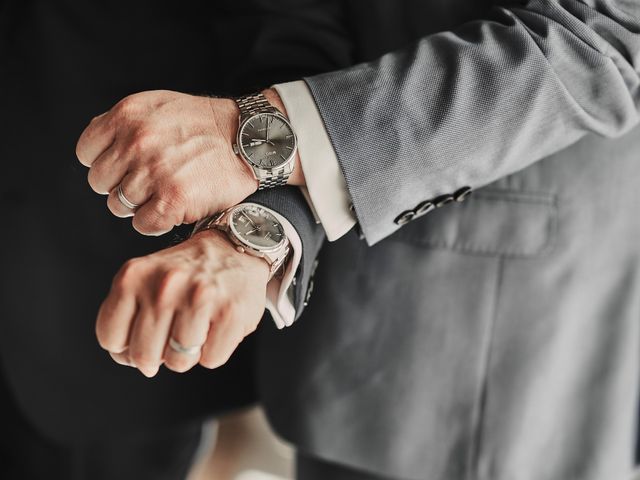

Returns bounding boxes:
[256,1,640,479]
[304,0,640,245]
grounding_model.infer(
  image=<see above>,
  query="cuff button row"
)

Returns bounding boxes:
[394,186,473,226]
[454,186,473,202]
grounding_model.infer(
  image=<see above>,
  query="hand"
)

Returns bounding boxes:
[95,229,269,377]
[76,89,304,236]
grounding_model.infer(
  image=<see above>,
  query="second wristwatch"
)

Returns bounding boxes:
[193,203,291,280]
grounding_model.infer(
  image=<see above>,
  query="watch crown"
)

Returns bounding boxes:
[232,144,239,155]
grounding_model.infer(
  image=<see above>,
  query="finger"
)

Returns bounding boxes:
[163,288,216,373]
[76,111,116,167]
[128,304,176,378]
[163,310,210,373]
[87,142,130,195]
[131,192,184,236]
[109,349,135,367]
[199,304,247,370]
[107,171,152,218]
[95,287,138,354]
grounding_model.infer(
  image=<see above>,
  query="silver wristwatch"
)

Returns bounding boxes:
[233,92,298,190]
[192,203,290,280]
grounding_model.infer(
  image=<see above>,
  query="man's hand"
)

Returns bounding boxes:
[95,229,269,377]
[76,89,303,236]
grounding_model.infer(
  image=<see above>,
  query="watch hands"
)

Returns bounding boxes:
[242,212,259,230]
[249,138,275,147]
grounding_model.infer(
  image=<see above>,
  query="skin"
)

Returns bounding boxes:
[79,89,301,376]
[76,88,304,236]
[96,228,270,377]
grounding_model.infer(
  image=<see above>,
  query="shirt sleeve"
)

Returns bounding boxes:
[274,81,356,241]
[265,211,302,329]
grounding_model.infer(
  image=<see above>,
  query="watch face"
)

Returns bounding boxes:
[230,204,285,251]
[238,113,296,169]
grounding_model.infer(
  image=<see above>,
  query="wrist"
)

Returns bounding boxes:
[261,88,305,187]
[191,228,270,281]
[207,96,260,195]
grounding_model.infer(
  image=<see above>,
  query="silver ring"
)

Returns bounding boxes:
[116,183,140,210]
[169,337,202,356]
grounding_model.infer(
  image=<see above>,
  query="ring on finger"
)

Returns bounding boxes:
[169,337,202,356]
[116,183,140,210]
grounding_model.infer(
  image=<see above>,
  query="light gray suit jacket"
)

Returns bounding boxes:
[249,1,640,479]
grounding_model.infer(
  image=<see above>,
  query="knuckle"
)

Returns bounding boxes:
[118,256,144,278]
[154,269,186,306]
[88,113,104,125]
[95,328,116,351]
[189,282,216,308]
[87,165,107,193]
[130,128,156,154]
[112,258,144,291]
[129,350,156,368]
[137,192,186,233]
[151,197,175,218]
[199,355,222,370]
[200,344,237,370]
[159,183,188,210]
[115,95,141,116]
[165,355,195,373]
[75,142,88,165]
[133,209,172,236]
[243,318,259,337]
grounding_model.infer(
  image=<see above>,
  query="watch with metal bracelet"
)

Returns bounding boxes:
[233,92,298,190]
[192,203,290,280]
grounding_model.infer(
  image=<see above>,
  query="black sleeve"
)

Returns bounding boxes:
[248,187,326,320]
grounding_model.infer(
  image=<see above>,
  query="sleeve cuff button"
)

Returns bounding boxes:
[415,201,435,217]
[454,186,473,202]
[394,210,416,225]
[434,195,454,208]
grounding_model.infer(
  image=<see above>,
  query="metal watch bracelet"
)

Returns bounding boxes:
[235,93,291,189]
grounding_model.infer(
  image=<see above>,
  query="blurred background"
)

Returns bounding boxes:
[187,408,294,480]
[0,1,348,479]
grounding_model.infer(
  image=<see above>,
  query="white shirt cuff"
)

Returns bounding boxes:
[264,210,301,329]
[274,81,356,241]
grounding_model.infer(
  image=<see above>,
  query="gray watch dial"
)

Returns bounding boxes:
[239,113,296,169]
[230,204,285,251]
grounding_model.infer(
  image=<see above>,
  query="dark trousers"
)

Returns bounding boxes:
[297,452,399,480]
[0,371,203,480]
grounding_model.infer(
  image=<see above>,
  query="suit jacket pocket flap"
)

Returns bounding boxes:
[392,189,557,258]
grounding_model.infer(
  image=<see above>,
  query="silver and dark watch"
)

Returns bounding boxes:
[233,92,298,190]
[193,203,290,280]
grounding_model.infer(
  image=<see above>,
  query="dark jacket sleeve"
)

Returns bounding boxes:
[248,187,326,320]
[304,0,640,245]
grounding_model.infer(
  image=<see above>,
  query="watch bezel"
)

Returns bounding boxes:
[236,112,298,171]
[227,203,287,254]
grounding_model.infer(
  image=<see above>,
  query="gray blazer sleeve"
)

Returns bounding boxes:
[247,187,326,319]
[304,0,640,245]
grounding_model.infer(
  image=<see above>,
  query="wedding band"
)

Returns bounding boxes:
[116,183,140,210]
[169,337,202,356]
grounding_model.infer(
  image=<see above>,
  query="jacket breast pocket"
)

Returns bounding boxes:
[391,188,558,258]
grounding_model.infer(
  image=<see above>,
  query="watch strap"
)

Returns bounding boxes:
[236,92,277,118]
